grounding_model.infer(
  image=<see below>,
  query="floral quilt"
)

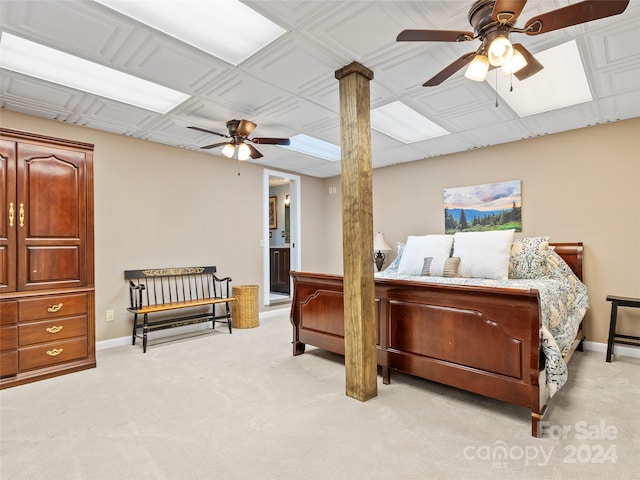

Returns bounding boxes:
[376,250,589,396]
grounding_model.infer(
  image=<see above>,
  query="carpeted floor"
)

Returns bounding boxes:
[1,309,638,480]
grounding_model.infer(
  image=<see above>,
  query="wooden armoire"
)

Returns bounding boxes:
[0,128,95,389]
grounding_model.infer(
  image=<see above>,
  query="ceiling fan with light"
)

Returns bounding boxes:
[396,0,630,86]
[188,119,290,160]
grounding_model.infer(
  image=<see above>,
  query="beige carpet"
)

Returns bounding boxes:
[1,310,639,480]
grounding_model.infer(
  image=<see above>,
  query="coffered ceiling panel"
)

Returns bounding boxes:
[241,36,338,95]
[1,0,638,178]
[411,132,475,158]
[253,98,334,136]
[124,38,233,93]
[299,161,342,179]
[1,72,80,113]
[76,101,159,131]
[517,101,603,137]
[302,2,403,62]
[199,71,291,113]
[245,0,342,30]
[1,0,127,58]
[370,46,444,97]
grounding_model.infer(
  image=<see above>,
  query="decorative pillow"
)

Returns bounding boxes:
[422,257,460,277]
[397,235,454,276]
[383,242,405,273]
[509,236,550,279]
[453,229,515,280]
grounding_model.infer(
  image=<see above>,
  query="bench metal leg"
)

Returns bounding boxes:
[226,301,232,334]
[606,302,618,362]
[143,313,149,353]
[132,313,138,345]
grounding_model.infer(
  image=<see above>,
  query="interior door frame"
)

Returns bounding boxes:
[263,169,301,306]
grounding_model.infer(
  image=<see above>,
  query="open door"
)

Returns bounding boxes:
[263,169,301,306]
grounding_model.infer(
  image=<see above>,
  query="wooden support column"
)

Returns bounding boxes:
[335,62,376,402]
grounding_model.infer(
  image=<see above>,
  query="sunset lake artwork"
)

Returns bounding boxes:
[444,180,522,233]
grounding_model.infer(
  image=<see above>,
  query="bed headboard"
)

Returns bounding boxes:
[550,242,584,281]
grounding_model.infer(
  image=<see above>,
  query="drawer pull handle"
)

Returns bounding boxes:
[46,348,64,357]
[46,325,63,334]
[47,303,63,313]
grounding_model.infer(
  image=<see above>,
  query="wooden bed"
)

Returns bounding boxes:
[289,243,585,437]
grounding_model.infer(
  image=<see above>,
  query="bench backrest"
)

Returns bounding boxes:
[124,266,229,308]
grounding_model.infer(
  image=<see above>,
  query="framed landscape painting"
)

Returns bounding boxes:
[444,180,522,233]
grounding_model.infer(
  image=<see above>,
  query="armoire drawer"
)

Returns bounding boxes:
[19,316,88,347]
[1,301,18,325]
[1,325,18,350]
[1,351,18,377]
[18,338,88,371]
[18,293,88,322]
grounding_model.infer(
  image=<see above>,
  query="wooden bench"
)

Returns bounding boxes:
[124,266,235,352]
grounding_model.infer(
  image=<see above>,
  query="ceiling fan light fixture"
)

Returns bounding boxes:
[502,49,527,76]
[465,54,490,82]
[487,35,513,67]
[237,143,251,161]
[221,143,236,158]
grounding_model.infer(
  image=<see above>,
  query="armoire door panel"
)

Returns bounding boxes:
[24,246,81,286]
[0,139,17,293]
[16,143,87,291]
[24,156,82,237]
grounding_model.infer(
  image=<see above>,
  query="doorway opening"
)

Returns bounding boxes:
[263,169,301,306]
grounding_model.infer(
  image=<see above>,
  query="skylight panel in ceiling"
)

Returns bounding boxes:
[283,134,341,161]
[371,101,449,143]
[486,40,593,117]
[95,0,286,65]
[0,33,190,114]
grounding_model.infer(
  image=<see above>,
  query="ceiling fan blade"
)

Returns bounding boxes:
[247,143,263,159]
[188,126,229,138]
[237,119,257,137]
[200,142,229,150]
[251,137,291,146]
[492,0,528,23]
[423,51,476,87]
[524,0,629,35]
[396,29,474,42]
[512,44,544,81]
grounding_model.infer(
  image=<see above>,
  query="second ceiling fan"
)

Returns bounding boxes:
[396,0,630,86]
[189,119,290,160]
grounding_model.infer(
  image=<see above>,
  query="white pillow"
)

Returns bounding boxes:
[397,235,454,276]
[453,230,515,280]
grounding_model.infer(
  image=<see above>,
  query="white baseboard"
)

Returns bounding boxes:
[96,307,290,351]
[98,313,640,359]
[583,340,640,359]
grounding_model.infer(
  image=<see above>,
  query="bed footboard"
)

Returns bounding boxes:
[290,271,545,435]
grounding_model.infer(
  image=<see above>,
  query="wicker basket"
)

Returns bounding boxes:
[232,285,259,329]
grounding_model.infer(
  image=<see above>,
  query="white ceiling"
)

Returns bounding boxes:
[1,0,639,178]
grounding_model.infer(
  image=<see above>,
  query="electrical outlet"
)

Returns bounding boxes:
[105,309,114,322]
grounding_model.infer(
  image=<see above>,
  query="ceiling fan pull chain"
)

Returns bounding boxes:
[510,72,514,92]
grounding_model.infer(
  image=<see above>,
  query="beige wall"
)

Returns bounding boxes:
[1,110,325,342]
[2,110,638,346]
[318,118,640,344]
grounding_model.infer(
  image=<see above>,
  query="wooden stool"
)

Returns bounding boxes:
[605,295,640,362]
